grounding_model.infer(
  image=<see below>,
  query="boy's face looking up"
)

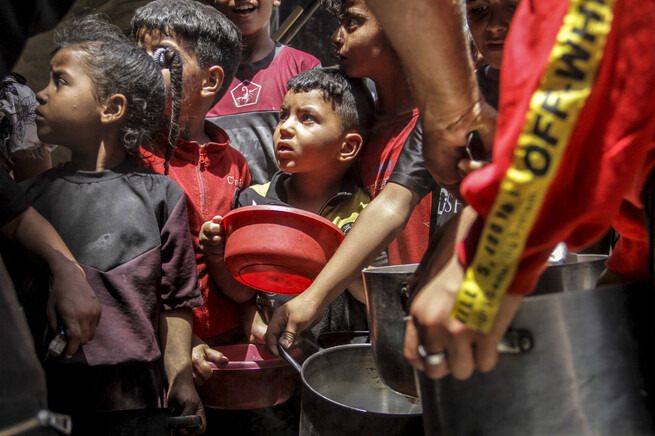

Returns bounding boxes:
[330,0,395,80]
[137,29,207,124]
[35,46,105,152]
[206,0,280,36]
[274,90,348,174]
[466,0,519,70]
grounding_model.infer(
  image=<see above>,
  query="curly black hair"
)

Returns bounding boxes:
[52,14,166,157]
[321,0,347,18]
[286,67,375,140]
[130,0,242,104]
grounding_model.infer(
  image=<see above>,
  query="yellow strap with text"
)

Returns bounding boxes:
[452,0,616,333]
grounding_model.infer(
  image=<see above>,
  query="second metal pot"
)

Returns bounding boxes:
[279,343,423,436]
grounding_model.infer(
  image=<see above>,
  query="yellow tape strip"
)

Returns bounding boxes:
[452,0,615,333]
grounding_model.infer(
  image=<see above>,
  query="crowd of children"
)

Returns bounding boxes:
[0,0,579,434]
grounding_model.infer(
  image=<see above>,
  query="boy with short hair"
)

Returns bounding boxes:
[130,0,254,360]
[205,0,321,184]
[267,0,464,352]
[198,67,374,358]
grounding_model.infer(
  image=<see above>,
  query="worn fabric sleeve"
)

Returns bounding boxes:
[458,0,655,296]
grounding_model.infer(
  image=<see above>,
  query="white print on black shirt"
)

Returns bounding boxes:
[231,80,262,107]
[438,188,462,215]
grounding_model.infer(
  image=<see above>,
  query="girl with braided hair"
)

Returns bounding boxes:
[15,13,206,432]
[131,0,255,387]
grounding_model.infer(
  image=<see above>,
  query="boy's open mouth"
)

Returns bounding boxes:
[234,4,257,15]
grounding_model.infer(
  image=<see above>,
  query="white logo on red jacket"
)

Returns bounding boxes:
[231,80,262,107]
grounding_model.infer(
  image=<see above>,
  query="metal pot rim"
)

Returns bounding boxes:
[299,344,422,416]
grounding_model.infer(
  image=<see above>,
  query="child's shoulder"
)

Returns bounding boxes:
[235,171,289,209]
[119,161,186,198]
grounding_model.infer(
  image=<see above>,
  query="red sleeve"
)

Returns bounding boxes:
[459,0,655,296]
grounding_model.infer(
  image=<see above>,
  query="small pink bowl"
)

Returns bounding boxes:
[199,343,303,410]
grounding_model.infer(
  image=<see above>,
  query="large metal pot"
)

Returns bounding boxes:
[362,264,418,397]
[361,254,607,399]
[279,343,423,435]
[417,254,655,435]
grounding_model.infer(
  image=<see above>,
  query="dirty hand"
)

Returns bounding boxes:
[266,293,324,355]
[167,377,206,435]
[198,216,225,262]
[191,337,228,386]
[48,261,101,358]
[404,253,523,380]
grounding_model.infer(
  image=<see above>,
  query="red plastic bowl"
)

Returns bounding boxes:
[222,205,345,294]
[198,344,303,410]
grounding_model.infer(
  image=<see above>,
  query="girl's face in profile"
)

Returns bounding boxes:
[35,46,105,151]
[467,0,520,70]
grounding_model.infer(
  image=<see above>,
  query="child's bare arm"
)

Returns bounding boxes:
[1,206,101,358]
[159,309,206,434]
[238,298,268,344]
[267,183,422,352]
[199,215,256,303]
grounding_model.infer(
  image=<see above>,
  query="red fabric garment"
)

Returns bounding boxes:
[459,0,655,295]
[142,121,251,338]
[357,108,431,264]
[206,45,320,117]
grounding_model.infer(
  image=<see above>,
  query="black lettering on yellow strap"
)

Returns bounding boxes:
[452,0,615,333]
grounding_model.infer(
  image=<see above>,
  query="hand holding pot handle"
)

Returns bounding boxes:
[266,292,324,355]
[277,340,303,373]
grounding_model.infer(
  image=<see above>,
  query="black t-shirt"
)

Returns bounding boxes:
[387,120,464,234]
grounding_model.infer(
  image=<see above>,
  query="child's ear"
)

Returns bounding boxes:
[339,133,363,162]
[202,65,225,98]
[101,94,128,125]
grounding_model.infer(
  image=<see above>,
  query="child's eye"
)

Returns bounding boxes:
[467,5,488,19]
[52,74,65,88]
[301,114,316,123]
[278,110,289,121]
[342,15,361,31]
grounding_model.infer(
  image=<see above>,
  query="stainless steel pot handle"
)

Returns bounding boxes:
[278,341,303,374]
[498,328,534,354]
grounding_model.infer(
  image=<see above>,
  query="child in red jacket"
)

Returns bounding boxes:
[131,0,254,365]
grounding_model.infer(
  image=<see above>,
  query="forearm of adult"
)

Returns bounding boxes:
[366,0,494,187]
[367,0,479,126]
[2,207,100,357]
[267,184,420,352]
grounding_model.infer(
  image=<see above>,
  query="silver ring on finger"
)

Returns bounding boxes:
[418,344,446,366]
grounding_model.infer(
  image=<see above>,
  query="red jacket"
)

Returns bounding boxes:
[142,122,251,338]
[459,0,655,300]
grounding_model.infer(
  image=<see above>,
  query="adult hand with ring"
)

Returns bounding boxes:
[404,253,524,380]
[418,345,447,367]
